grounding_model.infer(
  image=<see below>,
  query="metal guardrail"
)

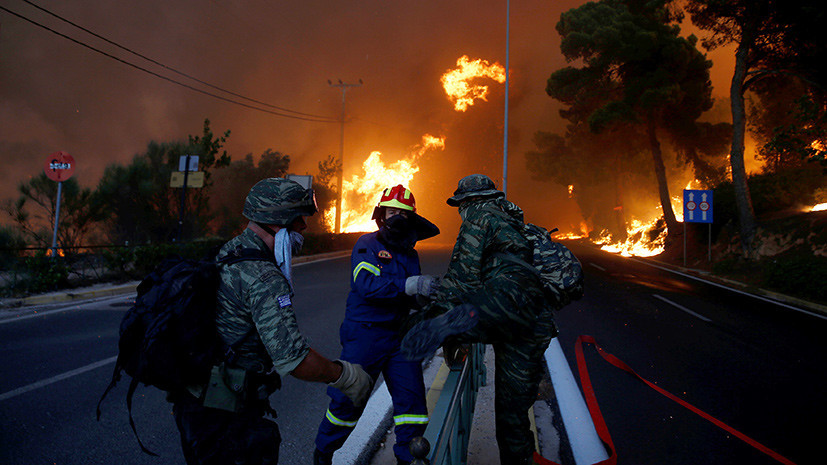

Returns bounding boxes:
[410,343,487,465]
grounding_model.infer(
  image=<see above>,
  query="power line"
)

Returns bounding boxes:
[1,3,338,123]
[21,0,334,120]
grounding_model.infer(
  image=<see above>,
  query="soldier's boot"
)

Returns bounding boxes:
[400,303,479,360]
[313,448,333,465]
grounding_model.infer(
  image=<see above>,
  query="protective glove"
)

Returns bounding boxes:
[405,275,440,297]
[328,360,374,407]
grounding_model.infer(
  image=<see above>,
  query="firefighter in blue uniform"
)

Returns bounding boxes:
[313,185,440,465]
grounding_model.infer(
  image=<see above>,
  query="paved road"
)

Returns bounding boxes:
[555,242,825,465]
[0,248,451,465]
[1,243,822,464]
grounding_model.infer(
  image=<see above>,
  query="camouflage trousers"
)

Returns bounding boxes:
[172,394,281,465]
[422,271,557,464]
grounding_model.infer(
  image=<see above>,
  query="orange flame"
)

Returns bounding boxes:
[326,134,445,233]
[326,54,501,234]
[441,55,506,111]
[809,202,827,212]
[594,219,667,257]
[46,248,66,257]
[591,182,699,257]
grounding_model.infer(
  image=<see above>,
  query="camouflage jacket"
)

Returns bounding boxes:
[438,197,536,302]
[215,228,310,376]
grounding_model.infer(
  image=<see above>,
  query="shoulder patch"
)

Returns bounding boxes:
[378,250,392,260]
[277,294,292,308]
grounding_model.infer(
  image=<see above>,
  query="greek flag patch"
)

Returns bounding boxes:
[278,294,292,308]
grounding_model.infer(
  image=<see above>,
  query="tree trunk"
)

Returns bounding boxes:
[730,40,758,258]
[647,119,680,234]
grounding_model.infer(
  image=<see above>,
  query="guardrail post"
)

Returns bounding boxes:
[410,436,431,465]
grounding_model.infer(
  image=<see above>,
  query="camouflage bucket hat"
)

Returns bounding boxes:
[243,178,318,225]
[446,174,504,207]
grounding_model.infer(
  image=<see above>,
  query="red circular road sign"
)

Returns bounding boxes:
[43,151,75,182]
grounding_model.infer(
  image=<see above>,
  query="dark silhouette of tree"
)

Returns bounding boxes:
[685,0,826,256]
[96,119,230,244]
[209,149,291,237]
[2,174,104,251]
[546,0,715,235]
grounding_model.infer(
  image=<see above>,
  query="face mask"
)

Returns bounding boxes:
[289,230,304,254]
[379,214,417,250]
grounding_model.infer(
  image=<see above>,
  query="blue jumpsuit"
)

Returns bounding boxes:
[315,231,429,462]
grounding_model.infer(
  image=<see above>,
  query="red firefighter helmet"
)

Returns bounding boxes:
[377,185,416,212]
[371,185,416,226]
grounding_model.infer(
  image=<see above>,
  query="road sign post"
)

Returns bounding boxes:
[43,151,75,258]
[683,189,714,266]
[175,155,200,242]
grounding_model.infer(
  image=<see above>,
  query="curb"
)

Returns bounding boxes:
[634,256,827,317]
[0,250,353,310]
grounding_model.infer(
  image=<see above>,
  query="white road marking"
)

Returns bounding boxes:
[0,356,117,402]
[652,294,712,322]
[631,257,827,322]
[589,263,606,272]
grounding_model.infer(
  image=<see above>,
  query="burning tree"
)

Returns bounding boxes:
[544,0,716,237]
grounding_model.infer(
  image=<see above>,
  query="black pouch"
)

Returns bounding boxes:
[203,363,247,412]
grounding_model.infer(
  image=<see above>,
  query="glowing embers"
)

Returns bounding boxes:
[440,55,506,112]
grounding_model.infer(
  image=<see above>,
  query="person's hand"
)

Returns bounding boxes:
[328,360,374,407]
[405,275,440,297]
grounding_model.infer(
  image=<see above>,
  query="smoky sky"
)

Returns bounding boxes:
[0,0,739,238]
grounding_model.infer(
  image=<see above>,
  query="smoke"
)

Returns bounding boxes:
[1,0,740,238]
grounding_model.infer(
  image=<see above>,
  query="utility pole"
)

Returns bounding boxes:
[502,0,510,197]
[328,79,362,234]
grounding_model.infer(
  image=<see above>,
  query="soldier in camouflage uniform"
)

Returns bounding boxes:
[172,178,373,465]
[401,174,558,465]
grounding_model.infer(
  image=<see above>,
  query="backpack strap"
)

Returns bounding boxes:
[215,247,273,364]
[491,251,540,277]
[217,247,274,266]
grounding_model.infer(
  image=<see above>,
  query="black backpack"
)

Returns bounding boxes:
[96,248,270,454]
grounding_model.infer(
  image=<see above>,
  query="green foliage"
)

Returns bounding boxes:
[101,247,137,276]
[761,94,826,170]
[209,149,292,237]
[311,154,341,232]
[762,250,827,302]
[544,0,716,234]
[0,226,27,269]
[20,251,70,293]
[2,174,104,249]
[101,240,226,279]
[96,119,231,244]
[714,167,826,228]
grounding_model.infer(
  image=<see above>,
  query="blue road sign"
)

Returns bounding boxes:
[683,189,713,223]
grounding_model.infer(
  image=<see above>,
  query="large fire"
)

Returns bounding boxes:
[325,55,504,233]
[441,55,506,111]
[588,184,694,257]
[325,135,445,233]
[594,218,668,257]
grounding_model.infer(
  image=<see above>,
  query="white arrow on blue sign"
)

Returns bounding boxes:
[683,189,713,223]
